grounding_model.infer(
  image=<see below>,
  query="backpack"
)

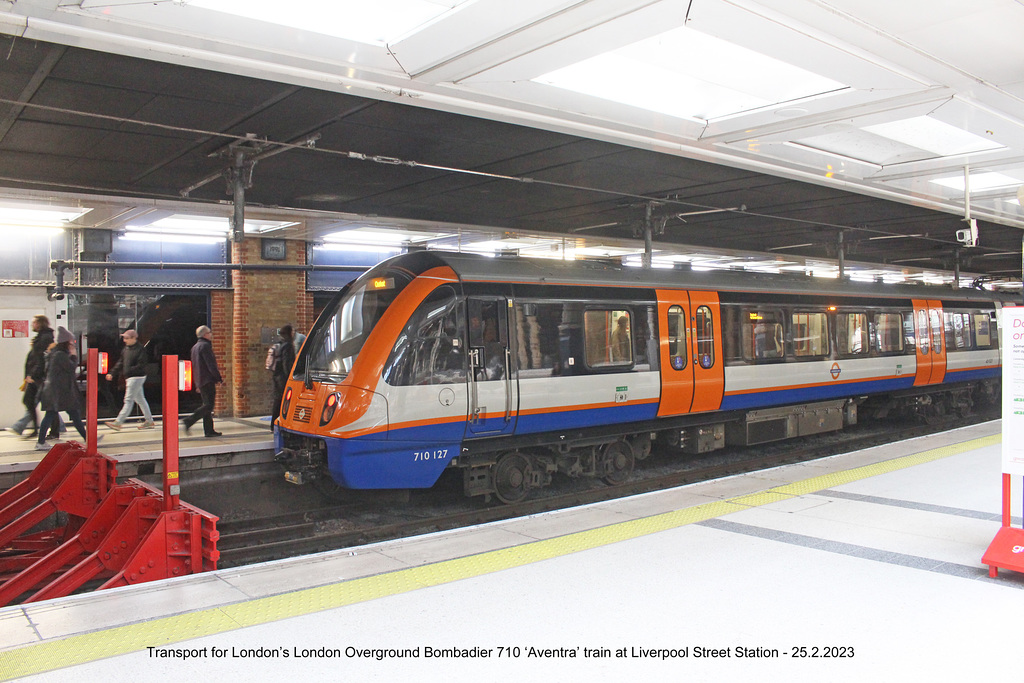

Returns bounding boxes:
[265,342,282,372]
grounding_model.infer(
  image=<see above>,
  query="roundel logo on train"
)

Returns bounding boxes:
[830,362,842,380]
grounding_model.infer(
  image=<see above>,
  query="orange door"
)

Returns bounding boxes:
[912,299,947,385]
[926,299,946,384]
[656,290,694,416]
[688,291,724,413]
[656,290,724,416]
[912,299,932,386]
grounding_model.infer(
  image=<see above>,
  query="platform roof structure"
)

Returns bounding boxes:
[1,1,1023,284]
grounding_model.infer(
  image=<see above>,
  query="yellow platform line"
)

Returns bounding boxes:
[0,432,1000,680]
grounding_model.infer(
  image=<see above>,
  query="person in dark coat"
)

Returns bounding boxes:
[105,329,154,430]
[8,315,56,439]
[182,325,223,437]
[272,324,296,422]
[35,327,88,451]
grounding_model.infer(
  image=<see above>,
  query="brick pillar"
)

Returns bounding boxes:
[229,238,311,417]
[210,290,233,416]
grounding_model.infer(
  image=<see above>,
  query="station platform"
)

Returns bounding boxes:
[0,417,275,489]
[0,420,1019,682]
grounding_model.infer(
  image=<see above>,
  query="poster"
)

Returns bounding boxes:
[1001,306,1024,475]
[1,320,29,338]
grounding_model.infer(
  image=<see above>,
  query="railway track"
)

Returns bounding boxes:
[215,413,998,567]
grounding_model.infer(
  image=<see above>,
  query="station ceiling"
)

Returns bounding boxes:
[1,1,1024,284]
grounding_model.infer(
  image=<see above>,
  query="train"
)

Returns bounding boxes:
[273,251,1005,503]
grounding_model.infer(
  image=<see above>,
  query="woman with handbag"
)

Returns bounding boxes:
[35,327,91,451]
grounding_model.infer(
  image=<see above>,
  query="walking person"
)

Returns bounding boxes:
[7,315,55,440]
[105,329,154,430]
[271,324,296,422]
[182,325,223,437]
[35,327,90,451]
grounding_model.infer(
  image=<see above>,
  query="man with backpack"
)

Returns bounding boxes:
[270,324,296,423]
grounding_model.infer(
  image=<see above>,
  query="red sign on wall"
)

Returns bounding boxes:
[1,320,29,338]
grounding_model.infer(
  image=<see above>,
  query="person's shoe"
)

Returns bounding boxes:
[138,421,155,430]
[34,441,49,451]
[5,427,21,436]
[204,431,223,438]
[182,420,193,435]
[106,421,123,431]
[20,431,38,440]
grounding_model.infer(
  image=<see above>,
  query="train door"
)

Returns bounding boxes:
[912,299,947,385]
[466,297,518,437]
[656,290,724,416]
[688,291,724,412]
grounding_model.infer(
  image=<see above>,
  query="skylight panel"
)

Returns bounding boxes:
[863,116,1004,157]
[186,0,474,45]
[534,26,845,121]
[931,172,1022,192]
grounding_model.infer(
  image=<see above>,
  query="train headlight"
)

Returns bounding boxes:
[281,386,293,420]
[320,392,340,426]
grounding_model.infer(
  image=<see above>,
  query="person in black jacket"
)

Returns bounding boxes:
[35,327,89,451]
[182,325,223,437]
[105,329,154,430]
[271,324,296,423]
[8,315,57,439]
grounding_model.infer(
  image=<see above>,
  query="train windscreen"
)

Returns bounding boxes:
[303,270,413,381]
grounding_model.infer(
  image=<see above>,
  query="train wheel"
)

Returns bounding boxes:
[493,452,532,504]
[600,440,635,485]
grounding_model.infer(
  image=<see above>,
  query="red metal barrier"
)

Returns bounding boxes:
[0,354,220,606]
[0,442,116,552]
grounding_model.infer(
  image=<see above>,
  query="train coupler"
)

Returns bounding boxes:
[276,448,321,486]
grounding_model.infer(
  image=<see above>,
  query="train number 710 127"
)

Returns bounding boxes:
[413,448,449,462]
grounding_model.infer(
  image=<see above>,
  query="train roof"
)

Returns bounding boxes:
[376,251,1014,305]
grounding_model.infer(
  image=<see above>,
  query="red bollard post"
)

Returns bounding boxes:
[86,348,98,456]
[161,355,180,511]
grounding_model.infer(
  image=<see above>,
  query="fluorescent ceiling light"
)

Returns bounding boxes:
[863,116,1004,157]
[314,243,402,254]
[535,26,844,121]
[243,219,298,234]
[931,172,1022,192]
[185,0,473,45]
[323,228,452,245]
[120,232,224,245]
[126,215,229,237]
[0,225,64,239]
[124,214,295,238]
[0,203,90,228]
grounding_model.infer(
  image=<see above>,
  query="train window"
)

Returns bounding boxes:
[975,314,993,347]
[383,286,465,386]
[695,306,715,369]
[792,312,829,358]
[515,301,565,376]
[306,269,413,379]
[916,309,930,355]
[945,312,972,350]
[874,313,904,353]
[741,309,784,361]
[929,309,943,355]
[667,305,687,371]
[836,313,868,356]
[584,309,632,368]
[469,299,508,381]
